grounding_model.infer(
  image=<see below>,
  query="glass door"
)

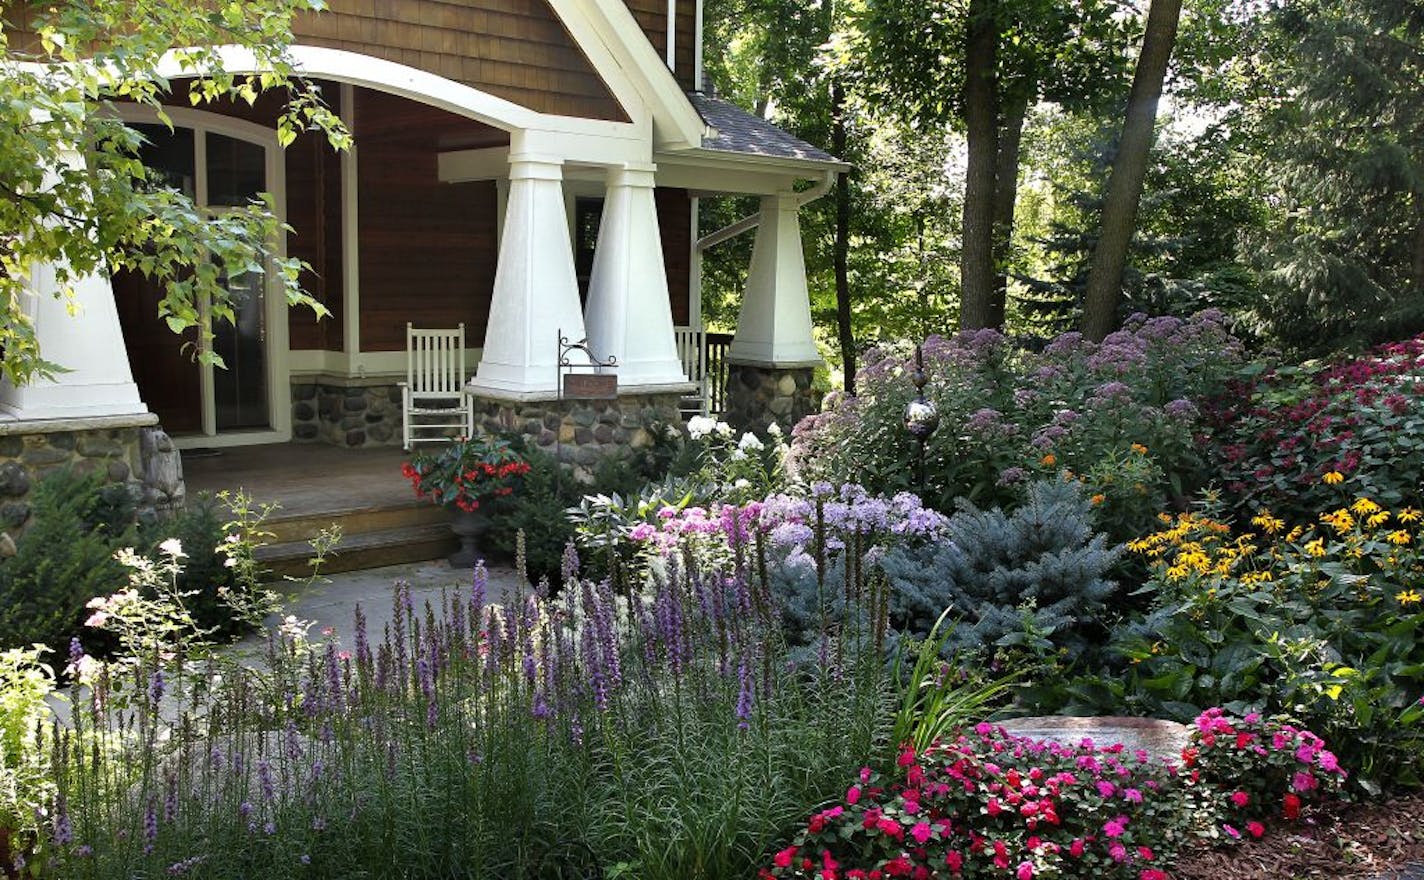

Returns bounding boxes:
[114,123,275,437]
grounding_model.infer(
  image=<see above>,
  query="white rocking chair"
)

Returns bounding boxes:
[400,323,475,450]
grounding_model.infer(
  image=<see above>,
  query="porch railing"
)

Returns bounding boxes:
[673,326,733,418]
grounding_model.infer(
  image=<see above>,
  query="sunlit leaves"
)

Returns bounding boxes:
[0,0,350,383]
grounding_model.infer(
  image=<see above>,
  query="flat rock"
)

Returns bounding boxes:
[998,715,1191,764]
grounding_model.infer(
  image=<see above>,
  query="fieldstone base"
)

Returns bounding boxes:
[291,380,403,448]
[724,363,822,435]
[0,415,182,548]
[469,392,683,478]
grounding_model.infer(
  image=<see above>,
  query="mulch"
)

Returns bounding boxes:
[1170,793,1424,879]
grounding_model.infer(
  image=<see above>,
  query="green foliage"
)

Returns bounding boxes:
[488,436,680,587]
[0,0,349,384]
[137,496,255,641]
[878,478,1121,664]
[1108,505,1424,792]
[0,469,130,655]
[1205,336,1424,522]
[1205,0,1424,353]
[888,609,1018,756]
[0,646,56,870]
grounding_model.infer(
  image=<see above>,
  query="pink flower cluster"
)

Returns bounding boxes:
[760,724,1181,880]
[1183,708,1346,839]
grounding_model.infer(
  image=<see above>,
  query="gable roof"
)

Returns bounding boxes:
[686,93,846,168]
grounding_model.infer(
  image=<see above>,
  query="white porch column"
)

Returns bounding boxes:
[469,155,588,397]
[0,262,147,419]
[727,192,821,366]
[584,164,688,387]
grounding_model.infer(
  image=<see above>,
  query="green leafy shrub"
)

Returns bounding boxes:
[1206,334,1424,522]
[1110,503,1424,791]
[0,469,130,655]
[137,496,249,640]
[487,441,678,586]
[876,478,1121,664]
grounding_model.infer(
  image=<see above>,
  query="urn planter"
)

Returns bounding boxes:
[447,507,489,569]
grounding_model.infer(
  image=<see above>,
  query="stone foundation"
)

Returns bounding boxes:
[290,379,403,447]
[0,414,184,550]
[724,363,822,434]
[469,392,683,476]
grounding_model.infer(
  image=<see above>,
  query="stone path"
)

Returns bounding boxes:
[233,558,522,658]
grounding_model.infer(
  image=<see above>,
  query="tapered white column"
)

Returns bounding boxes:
[0,263,147,419]
[584,164,688,387]
[469,155,588,397]
[727,192,821,366]
[0,145,147,419]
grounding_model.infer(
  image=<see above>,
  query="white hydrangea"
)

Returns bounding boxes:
[686,415,717,439]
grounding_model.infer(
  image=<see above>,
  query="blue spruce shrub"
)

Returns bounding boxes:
[877,478,1121,663]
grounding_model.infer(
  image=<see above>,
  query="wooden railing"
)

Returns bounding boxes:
[673,326,734,417]
[705,332,732,416]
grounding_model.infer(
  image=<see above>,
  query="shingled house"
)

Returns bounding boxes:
[0,0,844,469]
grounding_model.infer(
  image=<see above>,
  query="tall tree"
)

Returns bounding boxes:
[856,0,1130,332]
[1080,0,1184,341]
[958,0,1000,330]
[1234,0,1424,352]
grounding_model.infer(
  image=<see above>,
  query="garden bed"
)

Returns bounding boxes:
[1172,794,1424,879]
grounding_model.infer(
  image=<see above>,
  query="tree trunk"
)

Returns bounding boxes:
[831,77,856,395]
[989,87,1030,330]
[1080,0,1183,341]
[959,0,999,331]
[1412,191,1424,293]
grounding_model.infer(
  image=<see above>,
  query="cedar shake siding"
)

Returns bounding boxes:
[622,0,699,90]
[292,0,628,121]
[656,187,693,326]
[353,89,500,352]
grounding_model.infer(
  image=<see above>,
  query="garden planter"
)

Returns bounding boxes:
[447,507,489,569]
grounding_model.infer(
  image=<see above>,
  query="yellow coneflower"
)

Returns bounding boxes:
[1322,471,1345,485]
[1395,589,1422,606]
[1251,512,1285,534]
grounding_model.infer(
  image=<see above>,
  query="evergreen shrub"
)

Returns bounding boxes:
[0,469,130,654]
[876,478,1121,664]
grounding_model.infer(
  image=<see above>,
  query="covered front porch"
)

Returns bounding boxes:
[0,46,842,468]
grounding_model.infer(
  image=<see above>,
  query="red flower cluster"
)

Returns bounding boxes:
[401,437,532,512]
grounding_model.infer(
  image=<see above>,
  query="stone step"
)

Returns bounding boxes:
[256,521,457,580]
[260,499,445,545]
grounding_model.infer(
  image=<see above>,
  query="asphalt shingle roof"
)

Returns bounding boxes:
[687,92,841,165]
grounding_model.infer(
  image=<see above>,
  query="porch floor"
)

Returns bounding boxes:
[183,443,415,516]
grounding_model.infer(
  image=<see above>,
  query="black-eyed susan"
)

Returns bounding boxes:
[1322,471,1345,485]
[1395,589,1422,606]
[1388,530,1412,546]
